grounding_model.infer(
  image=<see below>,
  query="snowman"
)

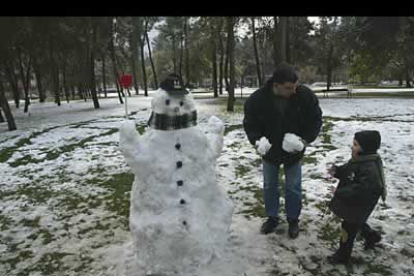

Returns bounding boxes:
[119,74,233,276]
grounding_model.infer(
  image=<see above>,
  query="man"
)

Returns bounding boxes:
[243,63,322,238]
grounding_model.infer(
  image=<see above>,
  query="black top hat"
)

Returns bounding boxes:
[159,73,189,95]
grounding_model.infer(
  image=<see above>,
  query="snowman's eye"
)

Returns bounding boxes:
[165,99,170,106]
[180,101,184,106]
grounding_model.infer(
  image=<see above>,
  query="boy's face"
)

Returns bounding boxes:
[352,139,362,158]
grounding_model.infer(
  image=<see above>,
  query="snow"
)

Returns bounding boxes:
[282,133,304,153]
[256,136,272,156]
[1,93,414,276]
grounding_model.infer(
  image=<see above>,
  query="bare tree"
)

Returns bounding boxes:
[226,17,236,112]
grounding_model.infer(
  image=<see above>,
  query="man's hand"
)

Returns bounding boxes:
[282,133,305,153]
[255,137,272,156]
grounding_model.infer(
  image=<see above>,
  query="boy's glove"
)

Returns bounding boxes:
[282,133,305,153]
[255,137,272,156]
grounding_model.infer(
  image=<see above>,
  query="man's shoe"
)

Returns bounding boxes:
[287,218,300,239]
[260,217,278,234]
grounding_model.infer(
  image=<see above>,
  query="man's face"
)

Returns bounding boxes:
[273,82,298,98]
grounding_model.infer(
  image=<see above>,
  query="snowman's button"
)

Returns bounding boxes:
[177,180,183,186]
[180,199,186,204]
[176,161,183,168]
[175,143,181,150]
[182,221,187,225]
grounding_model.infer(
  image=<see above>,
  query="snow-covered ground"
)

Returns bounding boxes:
[1,93,414,276]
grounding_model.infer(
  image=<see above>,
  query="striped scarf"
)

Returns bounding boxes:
[147,111,197,131]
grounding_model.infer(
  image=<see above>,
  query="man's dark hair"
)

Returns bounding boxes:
[271,62,298,84]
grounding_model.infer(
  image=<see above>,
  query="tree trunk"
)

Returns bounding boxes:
[326,44,334,91]
[102,54,107,97]
[145,32,158,88]
[0,108,4,123]
[226,17,235,112]
[224,32,230,92]
[90,19,100,109]
[219,33,224,94]
[49,38,60,106]
[179,29,184,78]
[273,16,279,67]
[172,35,177,74]
[140,19,149,96]
[406,69,412,88]
[33,57,46,102]
[71,85,76,100]
[279,16,287,64]
[108,17,123,104]
[17,50,31,113]
[140,41,148,97]
[131,57,139,95]
[286,17,291,64]
[62,64,70,103]
[262,39,267,85]
[251,17,262,87]
[184,18,190,86]
[0,79,17,131]
[212,36,218,98]
[5,61,20,108]
[131,18,141,96]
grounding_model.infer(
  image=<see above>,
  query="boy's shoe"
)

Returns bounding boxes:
[287,218,300,239]
[364,231,382,250]
[260,217,278,234]
[327,251,350,265]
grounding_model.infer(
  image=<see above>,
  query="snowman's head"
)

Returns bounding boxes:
[151,88,196,116]
[151,74,196,116]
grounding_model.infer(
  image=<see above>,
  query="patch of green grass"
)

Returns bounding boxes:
[0,184,54,204]
[400,247,414,258]
[3,250,35,270]
[236,185,266,218]
[318,221,341,246]
[9,128,119,168]
[0,126,60,163]
[17,251,75,276]
[224,124,243,135]
[0,214,14,231]
[251,158,262,168]
[321,117,334,144]
[227,141,242,150]
[20,216,41,228]
[235,164,250,179]
[363,263,392,276]
[302,156,318,165]
[97,172,134,227]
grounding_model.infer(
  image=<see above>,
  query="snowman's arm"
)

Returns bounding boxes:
[205,116,225,159]
[119,120,141,166]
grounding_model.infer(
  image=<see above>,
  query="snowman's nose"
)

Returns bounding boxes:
[174,107,180,113]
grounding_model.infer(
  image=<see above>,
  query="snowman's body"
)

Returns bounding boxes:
[119,89,233,275]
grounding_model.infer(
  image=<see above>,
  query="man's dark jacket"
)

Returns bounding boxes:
[329,154,385,224]
[243,82,322,166]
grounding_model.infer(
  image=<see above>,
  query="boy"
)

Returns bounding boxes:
[327,130,387,264]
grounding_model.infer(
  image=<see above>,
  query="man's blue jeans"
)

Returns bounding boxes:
[262,159,302,220]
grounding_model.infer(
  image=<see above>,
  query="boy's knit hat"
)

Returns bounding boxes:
[354,130,381,154]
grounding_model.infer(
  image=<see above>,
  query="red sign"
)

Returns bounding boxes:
[119,74,133,88]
